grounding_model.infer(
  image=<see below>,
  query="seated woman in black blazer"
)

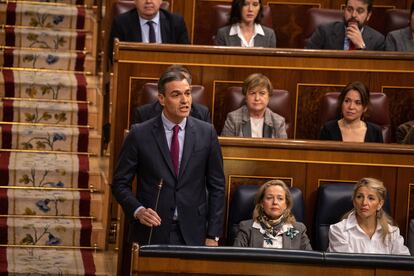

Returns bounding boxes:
[233,180,312,250]
[319,81,383,143]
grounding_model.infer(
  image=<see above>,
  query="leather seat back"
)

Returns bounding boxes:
[227,184,304,245]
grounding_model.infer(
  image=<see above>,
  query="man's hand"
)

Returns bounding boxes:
[135,207,161,227]
[346,23,365,49]
[205,238,219,247]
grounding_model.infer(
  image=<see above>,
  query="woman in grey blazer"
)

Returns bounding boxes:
[221,73,287,138]
[234,180,312,250]
[215,0,276,48]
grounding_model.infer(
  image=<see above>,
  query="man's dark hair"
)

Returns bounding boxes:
[158,65,192,95]
[229,0,264,25]
[345,0,374,13]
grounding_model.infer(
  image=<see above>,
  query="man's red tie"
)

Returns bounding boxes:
[349,40,356,50]
[170,125,180,176]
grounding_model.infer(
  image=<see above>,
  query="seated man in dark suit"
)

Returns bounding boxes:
[132,65,211,124]
[112,66,225,247]
[396,120,414,144]
[306,0,384,50]
[108,0,189,62]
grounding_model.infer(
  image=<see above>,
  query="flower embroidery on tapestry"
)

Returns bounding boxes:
[25,82,64,99]
[27,32,67,50]
[25,108,68,124]
[21,132,66,150]
[20,224,64,246]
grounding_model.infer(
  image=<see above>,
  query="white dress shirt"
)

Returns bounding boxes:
[229,23,265,47]
[139,12,162,43]
[250,117,264,138]
[328,211,410,255]
[133,113,186,219]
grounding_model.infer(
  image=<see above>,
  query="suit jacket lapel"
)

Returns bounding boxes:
[179,117,195,181]
[229,35,241,46]
[251,228,264,247]
[362,27,373,48]
[159,10,169,43]
[241,106,251,137]
[254,34,266,47]
[152,116,176,177]
[131,9,143,42]
[282,234,292,249]
[333,22,345,49]
[263,108,273,138]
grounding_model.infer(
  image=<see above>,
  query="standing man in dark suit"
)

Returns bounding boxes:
[306,0,384,50]
[112,67,225,246]
[108,0,189,61]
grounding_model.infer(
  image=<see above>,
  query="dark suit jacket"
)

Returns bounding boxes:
[112,116,225,246]
[132,102,211,124]
[108,8,189,61]
[319,120,383,143]
[306,21,385,50]
[396,120,414,144]
[233,219,312,250]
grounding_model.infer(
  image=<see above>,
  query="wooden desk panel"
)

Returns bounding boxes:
[134,257,373,276]
[131,245,414,276]
[219,138,414,240]
[111,44,414,274]
[111,44,414,234]
[112,43,414,145]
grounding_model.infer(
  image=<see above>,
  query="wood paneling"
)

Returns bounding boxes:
[111,43,414,272]
[104,0,411,52]
[268,2,322,48]
[382,87,414,142]
[131,246,414,275]
[219,138,414,241]
[112,43,414,144]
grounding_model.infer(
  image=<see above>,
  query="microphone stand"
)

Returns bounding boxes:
[147,179,163,245]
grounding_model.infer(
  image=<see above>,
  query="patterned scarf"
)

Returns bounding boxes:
[258,214,286,237]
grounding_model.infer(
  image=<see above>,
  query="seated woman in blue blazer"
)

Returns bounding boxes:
[328,177,410,255]
[319,81,383,143]
[215,0,276,48]
[233,180,312,250]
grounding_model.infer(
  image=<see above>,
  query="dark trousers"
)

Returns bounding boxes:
[169,221,186,245]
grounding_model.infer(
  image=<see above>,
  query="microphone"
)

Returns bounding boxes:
[147,178,163,245]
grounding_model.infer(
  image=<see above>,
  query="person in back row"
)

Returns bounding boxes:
[328,177,410,255]
[396,120,414,144]
[233,180,312,250]
[221,73,287,138]
[385,1,414,51]
[215,0,276,48]
[319,81,383,143]
[306,0,384,50]
[132,65,211,124]
[108,0,189,62]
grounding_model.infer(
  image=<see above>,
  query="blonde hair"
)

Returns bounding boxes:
[348,177,394,243]
[253,179,296,224]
